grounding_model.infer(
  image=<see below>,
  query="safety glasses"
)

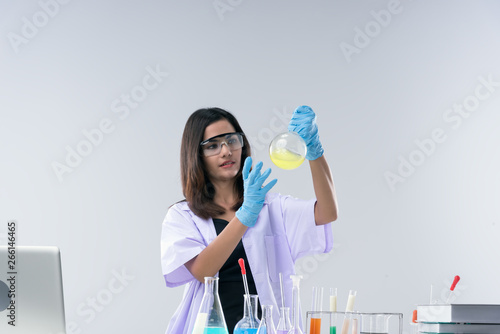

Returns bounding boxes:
[200,132,245,157]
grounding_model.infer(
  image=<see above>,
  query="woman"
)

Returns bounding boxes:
[161,106,338,333]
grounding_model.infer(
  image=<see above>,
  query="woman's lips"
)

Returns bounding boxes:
[220,161,235,168]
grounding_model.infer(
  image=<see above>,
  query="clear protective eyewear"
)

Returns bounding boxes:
[200,132,245,157]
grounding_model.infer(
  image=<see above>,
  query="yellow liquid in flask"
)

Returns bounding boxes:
[270,148,305,170]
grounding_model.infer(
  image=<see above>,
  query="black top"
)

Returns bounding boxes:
[213,218,261,333]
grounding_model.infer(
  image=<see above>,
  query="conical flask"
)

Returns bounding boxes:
[276,307,292,334]
[192,277,228,334]
[234,294,260,333]
[257,305,277,334]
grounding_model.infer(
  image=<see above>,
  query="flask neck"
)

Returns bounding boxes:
[196,277,228,331]
[243,294,259,320]
[203,277,217,296]
[280,307,290,324]
[262,305,273,322]
[292,286,300,327]
[277,306,291,329]
[279,307,290,318]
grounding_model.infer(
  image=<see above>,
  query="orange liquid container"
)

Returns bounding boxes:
[310,318,322,334]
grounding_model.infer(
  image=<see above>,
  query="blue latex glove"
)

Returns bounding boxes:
[288,105,324,160]
[236,157,278,227]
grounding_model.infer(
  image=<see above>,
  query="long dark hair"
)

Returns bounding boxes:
[180,107,251,219]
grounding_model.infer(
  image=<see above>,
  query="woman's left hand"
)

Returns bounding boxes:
[288,105,324,160]
[236,157,278,227]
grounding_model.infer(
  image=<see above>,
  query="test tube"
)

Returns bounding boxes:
[340,314,352,334]
[341,290,357,334]
[311,287,324,311]
[346,290,356,312]
[330,288,337,312]
[329,288,338,334]
[351,318,358,334]
[310,287,323,334]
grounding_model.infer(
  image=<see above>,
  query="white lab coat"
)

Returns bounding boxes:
[161,192,333,334]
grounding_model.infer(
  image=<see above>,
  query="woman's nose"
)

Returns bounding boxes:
[220,142,232,156]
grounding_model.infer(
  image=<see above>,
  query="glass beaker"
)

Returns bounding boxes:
[360,314,392,334]
[257,305,276,334]
[192,277,228,334]
[269,132,307,170]
[277,307,292,334]
[234,294,260,334]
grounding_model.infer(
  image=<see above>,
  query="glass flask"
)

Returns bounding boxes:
[192,277,229,334]
[257,305,276,334]
[287,275,303,334]
[276,307,292,334]
[234,294,260,334]
[269,132,307,170]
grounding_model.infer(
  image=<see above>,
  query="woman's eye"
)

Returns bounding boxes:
[206,143,218,150]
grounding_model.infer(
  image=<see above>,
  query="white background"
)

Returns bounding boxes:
[1,1,500,333]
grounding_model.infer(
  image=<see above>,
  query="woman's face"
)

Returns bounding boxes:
[202,120,243,184]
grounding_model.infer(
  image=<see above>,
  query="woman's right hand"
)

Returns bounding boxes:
[236,157,278,227]
[288,105,324,160]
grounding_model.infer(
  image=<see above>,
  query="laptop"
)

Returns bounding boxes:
[0,246,66,333]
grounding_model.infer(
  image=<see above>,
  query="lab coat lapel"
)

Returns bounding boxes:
[188,211,217,246]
